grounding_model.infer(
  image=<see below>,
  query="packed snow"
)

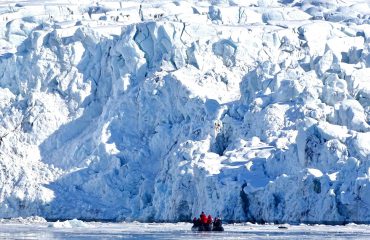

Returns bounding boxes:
[0,0,369,224]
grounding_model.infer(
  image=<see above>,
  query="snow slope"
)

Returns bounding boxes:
[0,0,369,223]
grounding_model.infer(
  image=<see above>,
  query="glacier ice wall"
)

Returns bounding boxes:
[0,0,369,223]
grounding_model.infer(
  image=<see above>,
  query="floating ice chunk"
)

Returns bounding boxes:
[49,219,89,228]
[3,216,47,224]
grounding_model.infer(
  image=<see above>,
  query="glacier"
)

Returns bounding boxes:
[0,0,369,224]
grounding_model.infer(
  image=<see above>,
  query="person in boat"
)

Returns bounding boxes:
[192,212,208,231]
[202,214,213,231]
[200,211,207,225]
[207,215,213,224]
[192,217,201,227]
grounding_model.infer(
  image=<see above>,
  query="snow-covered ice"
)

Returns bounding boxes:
[0,0,369,224]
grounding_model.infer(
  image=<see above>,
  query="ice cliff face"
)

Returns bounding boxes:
[0,0,369,223]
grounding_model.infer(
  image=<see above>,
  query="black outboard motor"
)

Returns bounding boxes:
[212,218,224,231]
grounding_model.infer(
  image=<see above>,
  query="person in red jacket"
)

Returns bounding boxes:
[200,211,207,224]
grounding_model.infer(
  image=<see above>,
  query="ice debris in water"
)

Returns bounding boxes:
[0,216,47,224]
[48,219,89,228]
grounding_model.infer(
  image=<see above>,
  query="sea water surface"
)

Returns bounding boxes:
[1,221,370,239]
